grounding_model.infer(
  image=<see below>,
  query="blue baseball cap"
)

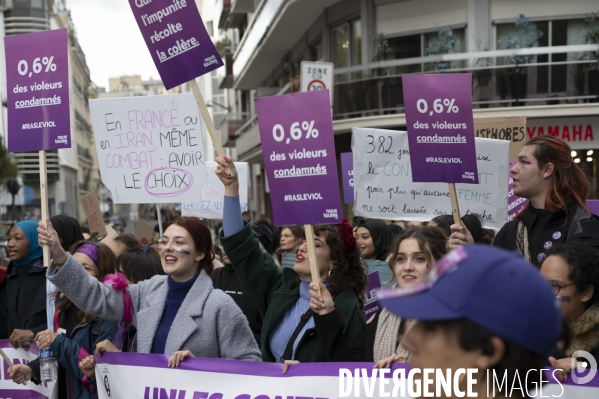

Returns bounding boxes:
[377,245,563,356]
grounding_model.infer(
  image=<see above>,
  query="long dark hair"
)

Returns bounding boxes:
[313,224,366,309]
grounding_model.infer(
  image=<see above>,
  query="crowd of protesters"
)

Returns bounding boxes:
[0,135,597,398]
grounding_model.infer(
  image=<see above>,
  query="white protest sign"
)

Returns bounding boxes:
[352,128,509,229]
[90,94,206,204]
[300,61,334,105]
[181,162,249,219]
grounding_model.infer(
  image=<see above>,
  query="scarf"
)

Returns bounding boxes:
[565,303,599,357]
[373,284,416,362]
[358,219,394,261]
[13,220,43,266]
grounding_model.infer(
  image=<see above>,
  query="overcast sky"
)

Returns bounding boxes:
[67,0,160,89]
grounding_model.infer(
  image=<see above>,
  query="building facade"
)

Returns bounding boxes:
[206,0,599,221]
[0,0,98,224]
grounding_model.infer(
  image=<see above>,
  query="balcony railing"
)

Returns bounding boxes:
[217,112,250,147]
[333,44,599,119]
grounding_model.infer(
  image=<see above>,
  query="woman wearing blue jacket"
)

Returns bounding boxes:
[8,241,118,399]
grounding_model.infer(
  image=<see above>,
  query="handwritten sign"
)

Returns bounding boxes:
[403,73,478,184]
[255,90,341,225]
[128,0,223,89]
[340,152,354,204]
[134,218,154,245]
[181,161,249,219]
[352,128,509,229]
[5,29,70,152]
[474,116,526,163]
[90,94,207,204]
[80,191,107,238]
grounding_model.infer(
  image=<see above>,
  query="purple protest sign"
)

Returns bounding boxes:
[128,0,223,90]
[403,73,478,184]
[5,29,70,153]
[364,271,382,319]
[340,152,354,204]
[256,90,342,225]
[587,200,599,216]
[508,160,529,219]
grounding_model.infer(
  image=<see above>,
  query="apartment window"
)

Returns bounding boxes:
[206,21,214,37]
[332,20,362,81]
[496,18,586,94]
[310,39,324,62]
[385,28,466,74]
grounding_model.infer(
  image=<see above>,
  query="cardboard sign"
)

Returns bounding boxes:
[134,218,154,245]
[90,94,207,204]
[403,73,478,184]
[100,225,120,246]
[255,90,342,225]
[474,116,527,163]
[352,128,510,229]
[300,61,334,106]
[5,29,70,152]
[181,162,249,219]
[80,191,108,238]
[340,152,354,204]
[128,0,223,89]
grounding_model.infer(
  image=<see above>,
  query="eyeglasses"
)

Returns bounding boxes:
[549,281,574,296]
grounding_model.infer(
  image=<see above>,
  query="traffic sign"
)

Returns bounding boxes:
[300,61,334,106]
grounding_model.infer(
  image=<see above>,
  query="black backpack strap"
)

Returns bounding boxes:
[281,308,314,361]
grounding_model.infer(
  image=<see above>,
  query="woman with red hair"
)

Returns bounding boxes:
[35,216,261,367]
[450,135,599,266]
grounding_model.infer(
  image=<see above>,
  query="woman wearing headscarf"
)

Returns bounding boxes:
[47,215,85,332]
[0,220,46,348]
[355,219,393,261]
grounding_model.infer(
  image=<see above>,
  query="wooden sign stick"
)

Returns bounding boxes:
[156,204,163,236]
[188,79,235,176]
[39,150,50,266]
[0,347,26,385]
[448,183,461,226]
[304,224,321,297]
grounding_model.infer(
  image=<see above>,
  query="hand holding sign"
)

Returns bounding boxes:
[214,156,239,197]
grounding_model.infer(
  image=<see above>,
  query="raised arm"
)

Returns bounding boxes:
[215,156,282,316]
[39,218,140,324]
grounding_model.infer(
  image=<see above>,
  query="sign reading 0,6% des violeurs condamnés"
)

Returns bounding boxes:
[256,90,342,226]
[402,73,478,184]
[5,28,70,153]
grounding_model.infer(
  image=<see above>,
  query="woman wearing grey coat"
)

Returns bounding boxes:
[36,216,261,367]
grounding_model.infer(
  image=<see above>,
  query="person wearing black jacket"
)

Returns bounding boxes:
[0,220,46,347]
[211,226,266,348]
[450,136,599,267]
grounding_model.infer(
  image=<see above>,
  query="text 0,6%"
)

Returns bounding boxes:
[18,56,57,78]
[416,98,459,116]
[272,121,319,144]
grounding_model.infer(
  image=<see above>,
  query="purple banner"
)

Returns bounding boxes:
[364,271,382,319]
[128,0,223,90]
[340,152,354,204]
[508,160,529,219]
[255,90,342,225]
[5,29,70,153]
[402,73,478,184]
